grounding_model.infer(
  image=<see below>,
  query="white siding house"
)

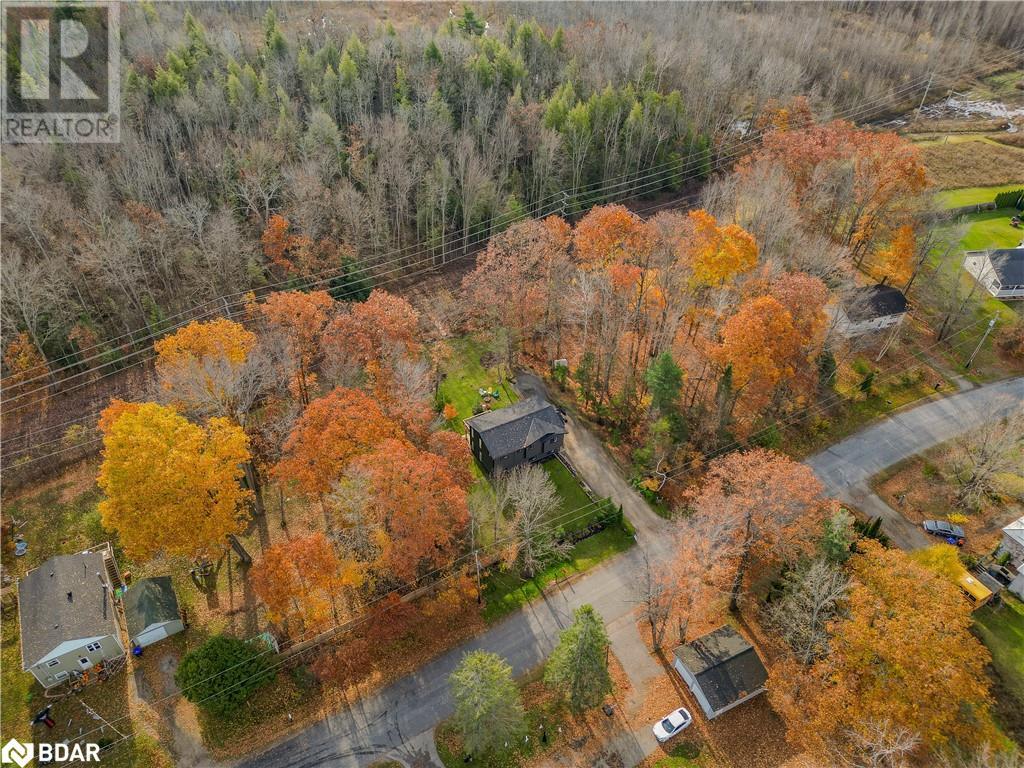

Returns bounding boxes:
[672,626,768,720]
[18,547,126,688]
[964,246,1024,300]
[124,577,185,649]
[832,284,909,338]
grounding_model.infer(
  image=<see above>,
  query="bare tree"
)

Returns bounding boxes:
[497,464,571,579]
[835,719,921,768]
[765,557,849,665]
[950,407,1024,510]
[630,548,677,651]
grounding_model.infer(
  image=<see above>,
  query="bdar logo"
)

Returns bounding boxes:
[1,738,33,768]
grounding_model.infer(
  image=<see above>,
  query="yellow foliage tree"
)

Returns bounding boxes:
[154,318,256,373]
[872,224,916,287]
[98,402,253,560]
[685,209,758,287]
[769,540,996,763]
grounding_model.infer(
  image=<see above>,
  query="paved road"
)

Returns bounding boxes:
[807,376,1023,549]
[239,376,1022,768]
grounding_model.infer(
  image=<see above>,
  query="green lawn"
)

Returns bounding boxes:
[541,459,605,529]
[974,594,1024,706]
[482,520,634,622]
[936,183,1024,209]
[652,740,709,768]
[437,335,518,431]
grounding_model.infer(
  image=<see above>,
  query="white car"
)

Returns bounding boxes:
[652,707,693,742]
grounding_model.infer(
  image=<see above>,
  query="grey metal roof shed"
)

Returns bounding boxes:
[672,625,768,719]
[123,576,184,648]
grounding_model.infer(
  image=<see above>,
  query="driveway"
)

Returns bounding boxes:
[514,371,670,556]
[239,375,1023,768]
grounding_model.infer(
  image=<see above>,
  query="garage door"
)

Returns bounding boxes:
[135,625,169,648]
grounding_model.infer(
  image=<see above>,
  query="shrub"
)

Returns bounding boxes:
[175,635,275,716]
[994,188,1024,209]
[947,512,968,525]
[995,318,1024,360]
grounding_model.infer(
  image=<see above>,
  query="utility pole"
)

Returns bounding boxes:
[965,318,996,370]
[916,72,935,120]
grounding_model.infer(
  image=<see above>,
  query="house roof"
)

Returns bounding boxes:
[1004,517,1024,547]
[18,551,120,669]
[843,284,908,322]
[124,577,180,639]
[674,626,768,714]
[465,397,566,461]
[968,247,1024,286]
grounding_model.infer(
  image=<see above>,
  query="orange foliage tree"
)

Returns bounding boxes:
[745,121,928,262]
[324,289,421,370]
[153,318,257,408]
[259,290,335,404]
[350,439,470,582]
[685,448,824,610]
[573,204,652,268]
[2,331,48,401]
[768,540,997,764]
[272,387,403,503]
[250,533,362,636]
[715,295,805,417]
[871,223,916,287]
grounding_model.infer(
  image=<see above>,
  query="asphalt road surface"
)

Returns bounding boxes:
[239,375,1022,768]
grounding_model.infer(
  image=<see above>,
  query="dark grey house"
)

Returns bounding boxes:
[465,397,566,473]
[672,625,768,720]
[124,576,185,649]
[18,548,126,688]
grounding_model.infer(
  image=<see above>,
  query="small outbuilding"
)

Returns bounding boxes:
[672,625,768,720]
[963,246,1024,300]
[124,577,184,649]
[833,284,909,337]
[464,397,566,474]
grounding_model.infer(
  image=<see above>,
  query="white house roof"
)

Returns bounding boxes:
[1004,517,1024,547]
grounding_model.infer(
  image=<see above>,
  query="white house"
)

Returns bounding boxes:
[123,577,185,649]
[832,284,909,338]
[18,548,126,688]
[999,517,1024,569]
[672,625,768,720]
[963,246,1024,300]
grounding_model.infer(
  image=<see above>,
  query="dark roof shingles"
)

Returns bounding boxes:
[18,551,119,668]
[843,284,908,322]
[674,626,768,714]
[466,397,566,460]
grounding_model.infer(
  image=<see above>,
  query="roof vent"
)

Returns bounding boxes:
[67,592,73,602]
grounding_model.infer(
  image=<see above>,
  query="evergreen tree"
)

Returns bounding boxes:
[544,604,612,712]
[645,351,683,415]
[575,351,598,409]
[817,348,837,391]
[450,651,525,756]
[820,507,855,563]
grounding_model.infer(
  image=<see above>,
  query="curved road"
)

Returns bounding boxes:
[238,375,1023,768]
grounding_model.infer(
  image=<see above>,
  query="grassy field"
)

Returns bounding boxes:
[437,335,518,430]
[936,183,1024,209]
[482,518,634,622]
[917,137,1024,189]
[973,594,1024,742]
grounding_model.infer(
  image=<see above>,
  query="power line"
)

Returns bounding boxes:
[8,41,1019,399]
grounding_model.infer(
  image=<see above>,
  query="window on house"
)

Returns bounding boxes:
[78,657,91,667]
[45,659,60,667]
[86,642,102,652]
[54,671,69,681]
